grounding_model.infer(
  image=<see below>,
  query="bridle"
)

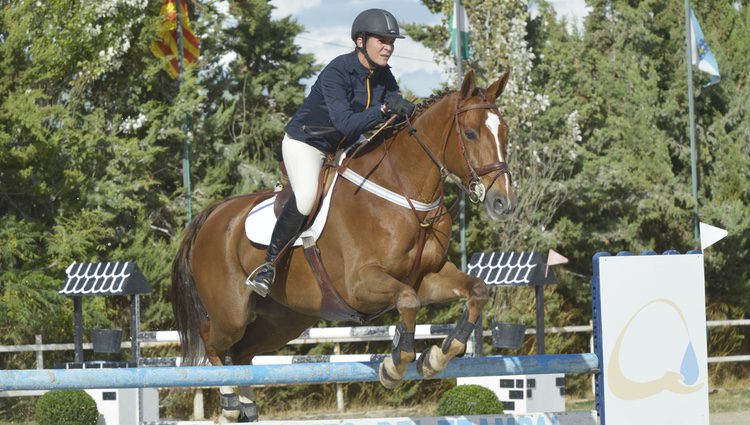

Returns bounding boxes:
[405,94,512,204]
[334,92,513,228]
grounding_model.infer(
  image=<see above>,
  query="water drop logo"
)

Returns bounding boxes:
[608,299,704,400]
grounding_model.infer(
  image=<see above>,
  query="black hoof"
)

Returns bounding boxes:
[238,401,258,422]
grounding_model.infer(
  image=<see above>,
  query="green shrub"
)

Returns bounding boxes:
[436,384,504,416]
[35,390,99,425]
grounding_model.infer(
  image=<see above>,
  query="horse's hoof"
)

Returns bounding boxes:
[238,401,259,422]
[378,358,402,389]
[238,413,258,422]
[219,410,241,423]
[416,346,441,379]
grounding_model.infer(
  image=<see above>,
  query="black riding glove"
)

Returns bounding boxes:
[386,97,415,119]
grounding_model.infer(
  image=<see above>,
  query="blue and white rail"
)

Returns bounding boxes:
[0,354,598,391]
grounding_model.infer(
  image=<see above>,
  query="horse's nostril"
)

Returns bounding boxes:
[494,198,505,212]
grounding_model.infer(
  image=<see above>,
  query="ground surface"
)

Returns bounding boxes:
[1,387,747,424]
[264,409,746,424]
[0,411,745,424]
[261,388,750,424]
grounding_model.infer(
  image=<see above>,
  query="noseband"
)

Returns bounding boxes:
[406,98,512,204]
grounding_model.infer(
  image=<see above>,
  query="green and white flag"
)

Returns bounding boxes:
[450,0,469,60]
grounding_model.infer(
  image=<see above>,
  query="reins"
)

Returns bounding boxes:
[335,93,513,229]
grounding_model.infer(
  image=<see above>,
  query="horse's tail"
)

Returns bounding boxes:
[171,199,226,366]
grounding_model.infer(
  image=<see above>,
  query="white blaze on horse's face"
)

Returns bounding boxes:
[485,112,511,194]
[485,112,504,162]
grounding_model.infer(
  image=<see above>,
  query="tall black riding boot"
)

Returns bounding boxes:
[246,196,307,297]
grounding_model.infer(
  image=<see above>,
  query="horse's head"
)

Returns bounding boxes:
[444,69,516,221]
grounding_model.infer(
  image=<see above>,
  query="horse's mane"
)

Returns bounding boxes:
[412,88,453,121]
[390,85,494,136]
[378,89,454,140]
[359,89,458,152]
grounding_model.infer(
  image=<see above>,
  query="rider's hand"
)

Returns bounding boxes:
[386,97,415,119]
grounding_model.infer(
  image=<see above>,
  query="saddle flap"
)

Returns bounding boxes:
[273,185,293,218]
[246,164,340,248]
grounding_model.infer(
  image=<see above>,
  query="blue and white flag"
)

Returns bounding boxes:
[690,8,720,87]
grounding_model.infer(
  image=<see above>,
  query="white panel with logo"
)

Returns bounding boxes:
[594,253,709,425]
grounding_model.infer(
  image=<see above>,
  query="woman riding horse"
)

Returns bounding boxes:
[172,9,515,421]
[247,8,416,297]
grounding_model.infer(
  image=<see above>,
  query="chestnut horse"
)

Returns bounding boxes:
[171,69,516,421]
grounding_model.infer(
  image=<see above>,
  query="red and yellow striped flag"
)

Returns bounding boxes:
[150,0,200,79]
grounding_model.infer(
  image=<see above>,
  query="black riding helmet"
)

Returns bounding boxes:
[350,9,405,41]
[351,9,404,69]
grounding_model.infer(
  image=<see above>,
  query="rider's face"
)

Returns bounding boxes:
[358,35,395,67]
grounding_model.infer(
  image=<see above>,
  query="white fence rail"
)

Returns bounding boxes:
[2,320,748,365]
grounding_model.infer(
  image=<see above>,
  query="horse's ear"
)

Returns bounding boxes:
[460,69,476,99]
[486,68,511,103]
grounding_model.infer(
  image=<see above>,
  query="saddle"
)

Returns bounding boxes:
[250,135,429,324]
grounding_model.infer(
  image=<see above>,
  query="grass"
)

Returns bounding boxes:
[567,397,595,411]
[708,387,750,413]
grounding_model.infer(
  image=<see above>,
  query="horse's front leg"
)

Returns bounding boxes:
[354,265,420,389]
[415,261,489,378]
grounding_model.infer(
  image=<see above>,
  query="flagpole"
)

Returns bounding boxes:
[175,0,193,223]
[455,0,466,274]
[453,0,481,356]
[684,0,699,246]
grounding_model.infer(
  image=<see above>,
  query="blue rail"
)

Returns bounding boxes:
[0,353,598,391]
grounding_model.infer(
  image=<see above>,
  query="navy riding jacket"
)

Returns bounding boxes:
[285,51,401,153]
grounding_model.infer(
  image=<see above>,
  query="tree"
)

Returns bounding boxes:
[0,0,316,363]
[409,1,583,338]
[410,0,750,368]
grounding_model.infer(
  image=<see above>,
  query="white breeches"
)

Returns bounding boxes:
[281,134,326,215]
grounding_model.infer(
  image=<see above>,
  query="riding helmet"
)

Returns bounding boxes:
[351,9,405,41]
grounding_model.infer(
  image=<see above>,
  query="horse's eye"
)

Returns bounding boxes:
[464,130,478,141]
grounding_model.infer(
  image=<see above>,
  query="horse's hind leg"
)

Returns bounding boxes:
[198,321,248,422]
[353,265,421,389]
[197,303,255,422]
[415,261,489,378]
[230,307,318,422]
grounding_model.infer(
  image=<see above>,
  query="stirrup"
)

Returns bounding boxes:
[245,262,275,297]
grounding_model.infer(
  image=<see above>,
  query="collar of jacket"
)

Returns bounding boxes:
[343,51,391,77]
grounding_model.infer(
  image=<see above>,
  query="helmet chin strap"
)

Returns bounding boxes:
[358,33,383,69]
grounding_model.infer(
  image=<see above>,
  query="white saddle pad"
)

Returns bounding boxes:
[245,172,339,247]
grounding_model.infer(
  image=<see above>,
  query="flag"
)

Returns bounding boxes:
[699,222,728,250]
[689,8,720,87]
[449,0,469,60]
[150,0,200,79]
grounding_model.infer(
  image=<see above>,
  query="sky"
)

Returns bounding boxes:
[269,0,591,97]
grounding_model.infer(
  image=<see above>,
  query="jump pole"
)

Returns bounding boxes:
[0,353,597,391]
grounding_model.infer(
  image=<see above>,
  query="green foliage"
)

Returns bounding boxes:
[0,1,315,413]
[0,1,316,415]
[35,390,98,425]
[436,384,504,416]
[411,0,750,360]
